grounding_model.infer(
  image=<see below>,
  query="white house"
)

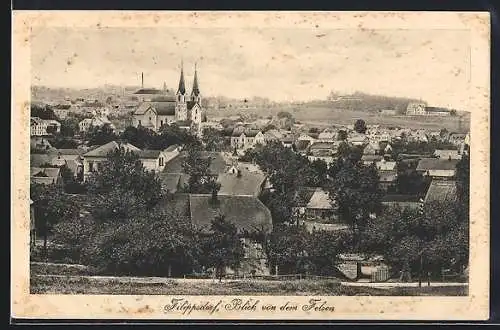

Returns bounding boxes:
[30,117,61,136]
[230,130,264,150]
[82,141,168,180]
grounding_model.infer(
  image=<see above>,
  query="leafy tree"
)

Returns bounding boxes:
[309,127,320,134]
[60,117,80,137]
[337,129,348,141]
[325,156,382,278]
[306,230,346,275]
[80,208,200,276]
[30,183,80,258]
[48,134,79,149]
[46,125,58,135]
[202,127,228,152]
[85,123,118,146]
[277,111,293,119]
[363,201,468,279]
[182,142,221,194]
[31,104,57,120]
[354,119,367,134]
[120,125,156,149]
[450,109,457,116]
[200,215,245,281]
[85,147,163,207]
[266,224,310,275]
[306,158,328,187]
[439,128,449,139]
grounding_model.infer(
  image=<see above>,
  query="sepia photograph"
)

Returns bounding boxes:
[12,11,489,320]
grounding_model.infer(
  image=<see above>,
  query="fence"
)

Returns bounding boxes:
[182,273,340,281]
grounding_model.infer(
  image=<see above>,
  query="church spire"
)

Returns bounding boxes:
[177,60,186,95]
[191,62,200,97]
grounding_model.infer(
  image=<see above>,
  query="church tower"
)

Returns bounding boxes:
[191,62,201,104]
[175,61,188,121]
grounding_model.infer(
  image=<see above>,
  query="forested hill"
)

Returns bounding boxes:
[327,91,425,114]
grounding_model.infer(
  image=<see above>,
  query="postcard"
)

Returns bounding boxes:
[12,11,490,320]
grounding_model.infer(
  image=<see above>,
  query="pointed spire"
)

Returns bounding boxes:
[191,62,200,97]
[177,60,186,95]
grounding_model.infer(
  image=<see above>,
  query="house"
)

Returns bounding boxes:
[51,149,84,181]
[30,137,54,151]
[363,142,381,155]
[361,154,383,165]
[164,194,273,276]
[349,133,369,146]
[376,160,397,172]
[303,188,338,221]
[406,103,450,116]
[132,101,177,131]
[160,151,228,191]
[30,167,63,186]
[263,129,283,143]
[434,149,462,160]
[78,116,116,133]
[424,180,458,203]
[230,130,264,150]
[416,158,459,179]
[309,142,336,156]
[82,141,167,180]
[378,171,398,191]
[448,132,468,146]
[30,117,61,136]
[297,133,317,143]
[217,167,267,197]
[281,135,295,148]
[317,130,336,141]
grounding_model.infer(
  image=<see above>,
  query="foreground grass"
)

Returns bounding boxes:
[30,275,467,296]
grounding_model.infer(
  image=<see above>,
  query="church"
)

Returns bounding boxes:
[132,62,204,132]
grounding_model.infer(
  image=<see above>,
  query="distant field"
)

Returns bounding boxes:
[30,274,467,296]
[209,106,470,132]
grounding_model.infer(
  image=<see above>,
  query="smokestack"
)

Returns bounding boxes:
[141,72,144,88]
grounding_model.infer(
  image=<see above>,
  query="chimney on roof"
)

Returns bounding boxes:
[141,72,144,88]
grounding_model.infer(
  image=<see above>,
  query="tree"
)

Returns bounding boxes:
[60,117,80,137]
[31,104,57,120]
[266,224,310,275]
[439,128,449,139]
[200,215,245,281]
[202,127,228,152]
[309,127,320,134]
[85,123,118,146]
[362,201,468,280]
[354,119,367,134]
[337,130,348,141]
[450,109,457,116]
[46,125,58,135]
[182,142,221,194]
[120,125,156,149]
[30,183,80,258]
[306,158,328,187]
[325,157,382,279]
[85,147,163,207]
[306,230,346,275]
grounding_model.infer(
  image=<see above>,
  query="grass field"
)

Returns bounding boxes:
[209,106,470,132]
[30,274,468,296]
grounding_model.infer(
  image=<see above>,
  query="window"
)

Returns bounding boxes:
[160,120,163,127]
[138,120,142,126]
[159,157,164,167]
[89,161,94,172]
[149,117,152,121]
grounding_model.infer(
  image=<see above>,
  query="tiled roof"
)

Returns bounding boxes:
[424,180,458,203]
[188,194,273,234]
[379,171,398,183]
[151,96,176,102]
[162,151,228,176]
[31,167,60,178]
[376,161,397,171]
[416,158,459,171]
[310,142,335,150]
[217,169,266,197]
[245,129,261,138]
[83,141,141,157]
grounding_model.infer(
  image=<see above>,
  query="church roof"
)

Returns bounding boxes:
[177,65,186,95]
[191,66,200,96]
[187,100,198,110]
[134,102,176,116]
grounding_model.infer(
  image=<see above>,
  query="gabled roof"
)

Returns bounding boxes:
[134,102,176,116]
[162,151,228,176]
[244,130,262,138]
[306,188,334,210]
[378,171,398,183]
[416,158,459,171]
[187,101,199,110]
[83,141,141,157]
[189,194,273,234]
[310,142,335,150]
[151,95,177,102]
[217,169,266,197]
[30,167,60,178]
[376,160,397,171]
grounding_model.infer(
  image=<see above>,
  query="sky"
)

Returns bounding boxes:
[30,27,471,109]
